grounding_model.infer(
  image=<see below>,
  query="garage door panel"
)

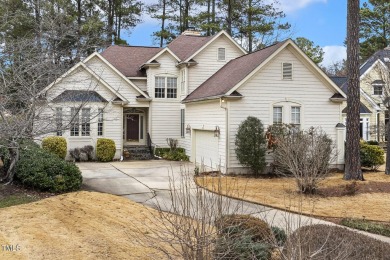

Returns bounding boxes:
[194,130,220,169]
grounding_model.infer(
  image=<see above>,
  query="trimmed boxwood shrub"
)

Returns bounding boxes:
[360,141,384,170]
[42,136,67,159]
[15,145,82,192]
[96,138,116,162]
[214,214,273,259]
[155,147,189,161]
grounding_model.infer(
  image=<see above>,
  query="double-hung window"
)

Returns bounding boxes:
[81,108,91,136]
[180,109,185,138]
[56,108,63,136]
[70,108,80,136]
[155,76,177,98]
[98,108,104,136]
[273,107,283,124]
[291,106,301,129]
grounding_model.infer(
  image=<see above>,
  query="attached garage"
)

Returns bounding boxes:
[193,130,220,170]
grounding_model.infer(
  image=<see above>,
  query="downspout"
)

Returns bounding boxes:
[220,97,228,174]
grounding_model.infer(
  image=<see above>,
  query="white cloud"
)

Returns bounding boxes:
[320,45,347,68]
[277,0,327,13]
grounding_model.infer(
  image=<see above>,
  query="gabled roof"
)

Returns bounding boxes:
[41,58,128,103]
[183,41,286,102]
[167,30,247,62]
[167,34,215,61]
[52,90,107,103]
[340,81,381,111]
[184,39,346,103]
[360,47,390,75]
[101,46,162,77]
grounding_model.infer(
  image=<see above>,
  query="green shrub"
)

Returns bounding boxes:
[284,224,390,259]
[96,138,116,162]
[271,226,287,246]
[163,150,189,161]
[42,136,67,159]
[16,145,82,192]
[366,140,379,145]
[341,218,390,237]
[235,116,267,175]
[360,142,384,170]
[215,214,273,259]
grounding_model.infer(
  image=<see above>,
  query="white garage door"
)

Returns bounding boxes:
[194,130,220,170]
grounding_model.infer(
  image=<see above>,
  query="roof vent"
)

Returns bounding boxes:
[182,27,201,36]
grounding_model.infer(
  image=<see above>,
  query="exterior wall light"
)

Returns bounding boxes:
[214,126,220,137]
[186,124,191,134]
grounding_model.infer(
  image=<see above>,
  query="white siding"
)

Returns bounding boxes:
[184,101,227,170]
[131,79,148,92]
[227,47,342,172]
[39,67,123,159]
[86,56,146,106]
[188,34,244,93]
[147,52,182,147]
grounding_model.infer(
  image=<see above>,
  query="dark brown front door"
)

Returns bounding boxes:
[126,114,139,141]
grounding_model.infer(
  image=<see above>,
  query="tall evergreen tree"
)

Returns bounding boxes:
[295,37,324,64]
[345,0,363,180]
[148,0,176,46]
[360,0,390,62]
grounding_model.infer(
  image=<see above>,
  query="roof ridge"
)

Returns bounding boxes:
[229,39,288,61]
[109,45,161,49]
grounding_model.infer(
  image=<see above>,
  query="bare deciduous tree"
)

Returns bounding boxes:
[272,127,337,194]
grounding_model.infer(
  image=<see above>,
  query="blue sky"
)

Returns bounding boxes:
[123,0,365,67]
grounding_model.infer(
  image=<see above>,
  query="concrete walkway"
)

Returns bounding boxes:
[79,160,390,243]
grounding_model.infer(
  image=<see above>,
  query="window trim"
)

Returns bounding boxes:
[180,109,185,138]
[154,76,178,99]
[271,101,303,128]
[97,108,104,136]
[70,107,80,136]
[273,106,283,124]
[291,106,301,129]
[217,47,226,61]
[373,82,384,96]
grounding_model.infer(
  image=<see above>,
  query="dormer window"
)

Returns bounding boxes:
[372,80,384,95]
[282,62,293,80]
[218,48,226,61]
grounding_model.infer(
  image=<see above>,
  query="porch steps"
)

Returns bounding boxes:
[123,145,154,160]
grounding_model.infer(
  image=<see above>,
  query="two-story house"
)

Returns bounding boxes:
[39,30,347,173]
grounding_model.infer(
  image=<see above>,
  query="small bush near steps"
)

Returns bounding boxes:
[360,141,384,171]
[96,138,116,162]
[16,144,82,192]
[42,136,67,159]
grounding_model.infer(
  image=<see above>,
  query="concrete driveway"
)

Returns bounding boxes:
[79,160,390,243]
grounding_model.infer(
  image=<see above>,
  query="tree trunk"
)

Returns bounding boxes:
[386,112,390,174]
[211,0,215,35]
[2,141,19,185]
[345,0,363,180]
[227,0,233,35]
[248,0,253,53]
[160,0,166,47]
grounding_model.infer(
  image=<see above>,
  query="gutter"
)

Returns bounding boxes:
[182,94,243,104]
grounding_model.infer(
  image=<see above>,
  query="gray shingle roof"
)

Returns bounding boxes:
[330,76,347,87]
[342,102,372,114]
[52,90,108,103]
[101,46,162,77]
[167,34,215,61]
[360,48,390,75]
[183,41,287,102]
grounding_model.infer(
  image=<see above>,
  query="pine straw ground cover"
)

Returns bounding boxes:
[0,191,172,260]
[196,171,390,223]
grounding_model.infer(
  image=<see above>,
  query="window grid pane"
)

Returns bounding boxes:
[273,107,283,124]
[180,109,185,138]
[155,77,165,98]
[81,108,91,136]
[98,108,103,136]
[70,108,79,136]
[374,85,383,95]
[56,108,63,136]
[167,77,177,98]
[291,106,301,125]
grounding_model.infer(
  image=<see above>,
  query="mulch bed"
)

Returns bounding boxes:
[317,181,390,197]
[0,182,56,200]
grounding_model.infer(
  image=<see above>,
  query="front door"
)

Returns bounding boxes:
[126,114,139,141]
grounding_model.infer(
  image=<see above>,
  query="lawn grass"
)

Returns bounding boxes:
[0,194,39,208]
[196,171,390,222]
